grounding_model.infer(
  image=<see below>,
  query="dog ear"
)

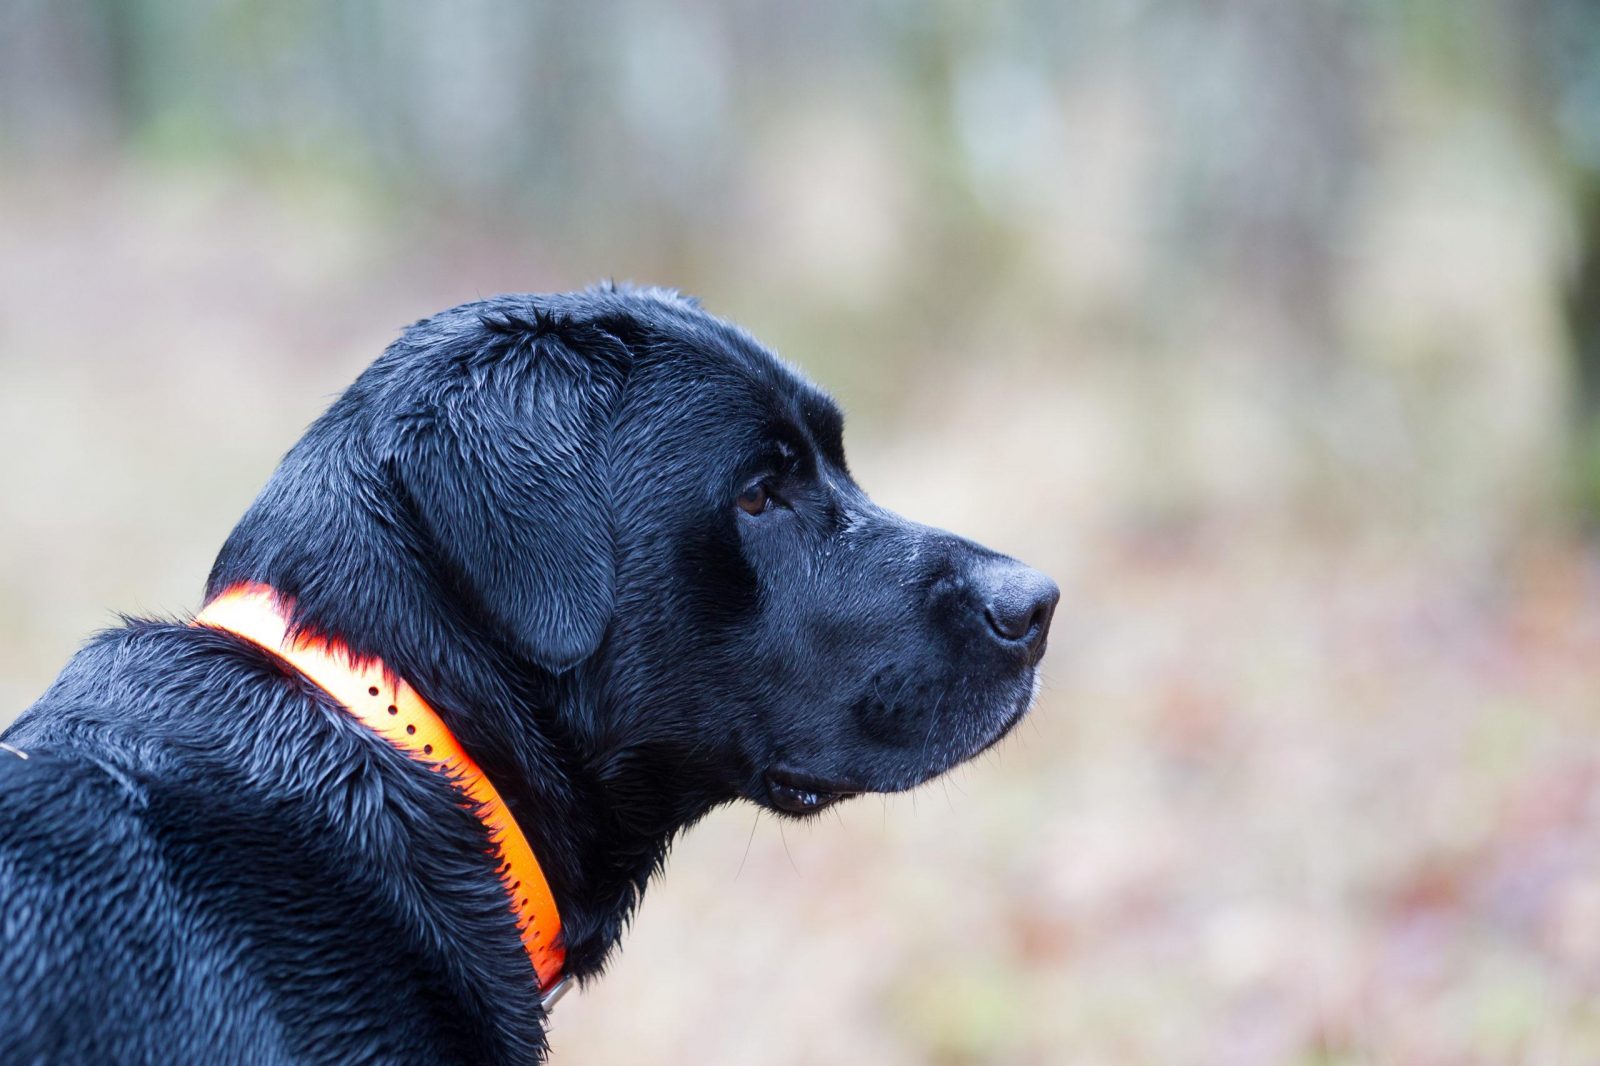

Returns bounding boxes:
[388,311,630,673]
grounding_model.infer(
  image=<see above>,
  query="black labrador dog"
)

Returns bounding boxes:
[0,287,1056,1064]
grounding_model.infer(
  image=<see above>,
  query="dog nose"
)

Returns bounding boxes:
[981,563,1059,662]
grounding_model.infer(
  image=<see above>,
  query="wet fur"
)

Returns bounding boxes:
[0,287,1046,1064]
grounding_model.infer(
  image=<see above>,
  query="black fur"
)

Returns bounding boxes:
[0,287,1057,1064]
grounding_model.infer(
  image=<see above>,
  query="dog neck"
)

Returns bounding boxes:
[205,456,700,980]
[194,582,569,998]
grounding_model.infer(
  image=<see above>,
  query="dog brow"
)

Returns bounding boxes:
[800,395,847,470]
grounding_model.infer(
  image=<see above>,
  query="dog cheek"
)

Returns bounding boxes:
[670,520,760,630]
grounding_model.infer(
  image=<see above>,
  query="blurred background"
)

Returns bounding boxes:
[3,1,1600,1062]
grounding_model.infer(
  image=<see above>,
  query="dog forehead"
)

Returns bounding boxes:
[635,314,835,426]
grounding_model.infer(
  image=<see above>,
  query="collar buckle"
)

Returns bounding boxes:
[540,975,573,1013]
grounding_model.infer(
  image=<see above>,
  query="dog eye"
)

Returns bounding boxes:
[736,482,773,516]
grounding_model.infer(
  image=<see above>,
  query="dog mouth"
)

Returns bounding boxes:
[762,768,860,814]
[760,677,1041,815]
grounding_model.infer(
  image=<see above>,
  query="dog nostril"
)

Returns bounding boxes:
[982,567,1060,658]
[984,605,1030,643]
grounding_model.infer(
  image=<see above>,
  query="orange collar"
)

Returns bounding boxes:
[194,583,568,1001]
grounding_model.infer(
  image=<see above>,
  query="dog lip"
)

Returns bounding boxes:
[763,768,860,814]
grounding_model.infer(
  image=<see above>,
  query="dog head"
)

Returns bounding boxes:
[365,287,1057,821]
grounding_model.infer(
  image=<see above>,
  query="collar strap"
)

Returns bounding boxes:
[194,583,567,995]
